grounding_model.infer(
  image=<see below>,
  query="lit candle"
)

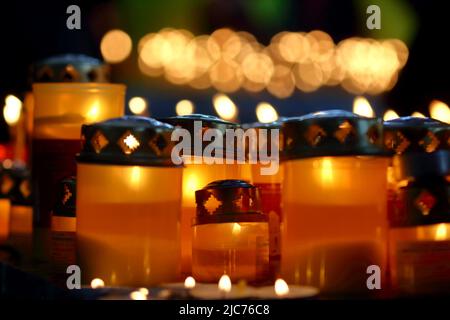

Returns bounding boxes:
[384,117,450,295]
[192,180,270,283]
[190,274,255,299]
[76,116,183,286]
[31,55,123,228]
[160,114,243,276]
[281,110,389,296]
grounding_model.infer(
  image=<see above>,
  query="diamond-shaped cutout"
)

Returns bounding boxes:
[334,121,355,144]
[385,131,410,154]
[414,190,436,216]
[204,194,221,215]
[149,134,167,156]
[419,131,440,153]
[19,180,31,199]
[118,131,140,155]
[1,174,13,195]
[305,124,327,146]
[91,130,109,154]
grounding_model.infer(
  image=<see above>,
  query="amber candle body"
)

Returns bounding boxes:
[282,157,388,294]
[0,198,11,242]
[32,83,125,227]
[76,116,182,287]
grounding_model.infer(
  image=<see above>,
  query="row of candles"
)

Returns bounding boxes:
[0,55,449,299]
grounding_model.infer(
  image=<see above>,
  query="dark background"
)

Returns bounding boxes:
[0,0,448,137]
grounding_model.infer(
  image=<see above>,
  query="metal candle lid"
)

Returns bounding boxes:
[242,120,284,161]
[195,180,265,225]
[158,114,239,159]
[32,54,110,83]
[281,109,385,160]
[0,162,32,206]
[384,117,450,179]
[53,177,76,218]
[77,116,180,167]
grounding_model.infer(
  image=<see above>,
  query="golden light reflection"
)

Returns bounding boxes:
[411,111,426,118]
[256,102,278,123]
[320,158,334,186]
[429,100,450,124]
[176,99,195,116]
[100,29,132,63]
[353,96,375,117]
[213,93,237,121]
[130,290,147,300]
[383,109,399,121]
[232,223,242,236]
[130,166,141,187]
[86,102,100,123]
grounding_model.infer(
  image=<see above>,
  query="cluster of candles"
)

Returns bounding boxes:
[0,55,449,299]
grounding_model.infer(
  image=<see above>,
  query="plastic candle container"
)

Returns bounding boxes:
[281,110,389,296]
[31,55,122,228]
[243,121,283,278]
[384,117,450,295]
[76,116,182,286]
[160,114,242,275]
[192,180,270,283]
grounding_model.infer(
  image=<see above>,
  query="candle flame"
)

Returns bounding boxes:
[213,93,237,121]
[3,94,22,125]
[435,223,448,241]
[232,223,242,235]
[130,290,147,300]
[429,100,450,124]
[256,102,278,123]
[90,278,105,289]
[218,274,232,293]
[383,109,399,121]
[274,278,290,297]
[184,276,196,289]
[138,287,149,296]
[353,96,375,118]
[411,111,426,118]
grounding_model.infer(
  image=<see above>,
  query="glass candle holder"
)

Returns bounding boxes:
[192,180,270,283]
[32,82,125,228]
[281,110,389,296]
[384,117,450,295]
[76,116,183,286]
[160,114,243,275]
[243,121,283,278]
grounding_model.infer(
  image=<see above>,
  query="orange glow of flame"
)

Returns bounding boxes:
[383,109,399,121]
[429,100,450,124]
[184,276,196,289]
[90,278,105,289]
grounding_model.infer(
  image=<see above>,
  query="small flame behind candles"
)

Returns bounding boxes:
[130,290,147,300]
[90,278,105,289]
[218,274,232,293]
[353,96,375,118]
[274,279,290,297]
[184,276,196,289]
[429,100,450,124]
[383,109,399,121]
[411,111,426,118]
[138,287,149,296]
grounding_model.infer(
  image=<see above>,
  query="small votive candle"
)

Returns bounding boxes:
[192,180,270,284]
